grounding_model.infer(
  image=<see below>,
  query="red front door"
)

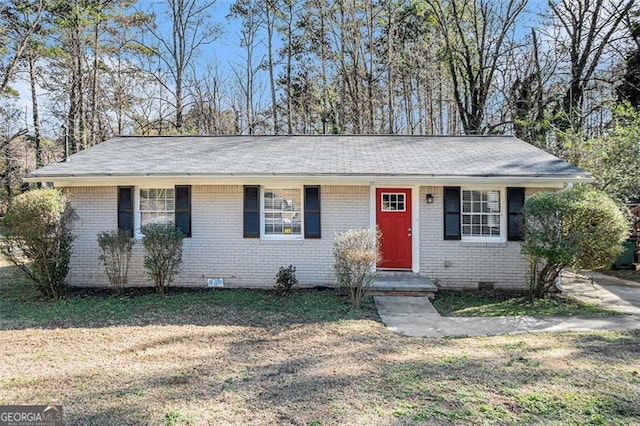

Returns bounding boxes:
[376,188,412,269]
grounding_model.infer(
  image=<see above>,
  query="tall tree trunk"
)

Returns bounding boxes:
[90,23,100,145]
[68,65,79,154]
[75,33,87,150]
[286,7,293,135]
[365,0,375,134]
[28,51,42,168]
[386,2,394,134]
[416,76,424,135]
[438,62,444,134]
[265,2,278,134]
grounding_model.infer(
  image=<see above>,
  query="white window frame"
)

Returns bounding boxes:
[133,186,175,239]
[260,186,304,240]
[380,192,407,212]
[460,187,506,242]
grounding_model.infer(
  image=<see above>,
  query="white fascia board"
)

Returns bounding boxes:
[25,173,592,188]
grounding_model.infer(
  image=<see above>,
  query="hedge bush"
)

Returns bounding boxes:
[1,188,77,299]
[97,230,135,294]
[522,186,628,298]
[141,223,184,294]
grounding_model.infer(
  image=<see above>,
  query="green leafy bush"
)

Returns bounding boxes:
[522,186,628,298]
[1,188,77,299]
[334,228,381,308]
[274,265,298,293]
[97,230,135,294]
[141,223,184,294]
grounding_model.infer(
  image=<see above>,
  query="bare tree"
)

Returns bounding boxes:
[229,0,262,134]
[546,0,635,132]
[428,0,527,135]
[0,0,45,95]
[142,0,220,133]
[260,0,279,134]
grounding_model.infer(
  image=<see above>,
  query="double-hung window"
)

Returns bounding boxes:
[139,188,175,227]
[118,186,191,238]
[461,189,503,240]
[263,188,302,236]
[243,185,321,239]
[444,187,524,242]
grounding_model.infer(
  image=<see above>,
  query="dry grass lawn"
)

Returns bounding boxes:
[1,260,640,425]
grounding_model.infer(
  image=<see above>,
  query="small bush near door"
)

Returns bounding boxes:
[334,228,381,309]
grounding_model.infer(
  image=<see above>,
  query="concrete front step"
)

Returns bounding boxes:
[370,272,437,298]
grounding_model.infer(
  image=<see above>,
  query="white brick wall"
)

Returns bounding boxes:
[65,185,369,288]
[66,187,118,287]
[65,184,555,290]
[418,186,555,290]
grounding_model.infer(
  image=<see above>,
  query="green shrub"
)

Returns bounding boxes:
[141,223,184,294]
[275,265,298,293]
[522,186,628,298]
[1,188,77,299]
[334,228,381,308]
[97,230,135,294]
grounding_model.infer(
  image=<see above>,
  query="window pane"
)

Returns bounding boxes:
[461,189,502,238]
[264,188,301,236]
[140,188,175,227]
[381,193,405,212]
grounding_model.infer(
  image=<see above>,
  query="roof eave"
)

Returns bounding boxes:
[24,173,594,187]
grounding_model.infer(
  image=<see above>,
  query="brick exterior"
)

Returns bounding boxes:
[418,186,553,290]
[65,185,369,288]
[65,184,555,290]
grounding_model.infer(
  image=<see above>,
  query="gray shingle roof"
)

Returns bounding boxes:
[28,135,589,179]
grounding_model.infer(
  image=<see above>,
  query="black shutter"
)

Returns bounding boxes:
[507,187,525,241]
[175,185,191,237]
[117,186,134,237]
[443,186,461,240]
[243,185,260,238]
[304,186,321,239]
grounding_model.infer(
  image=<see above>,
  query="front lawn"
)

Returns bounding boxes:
[431,290,621,317]
[2,263,639,425]
[0,265,376,328]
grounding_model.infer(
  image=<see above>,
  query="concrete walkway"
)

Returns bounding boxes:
[375,272,640,338]
[561,271,640,315]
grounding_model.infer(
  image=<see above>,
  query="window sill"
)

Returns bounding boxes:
[260,239,305,245]
[460,241,508,248]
